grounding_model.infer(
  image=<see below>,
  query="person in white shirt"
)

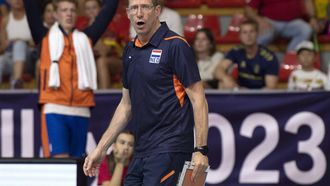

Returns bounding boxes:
[193,28,224,89]
[288,40,329,91]
[129,4,183,38]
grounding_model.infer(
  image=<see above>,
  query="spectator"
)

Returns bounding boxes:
[0,0,34,88]
[98,131,135,186]
[288,40,329,90]
[216,20,279,90]
[245,0,318,52]
[129,2,183,38]
[24,0,118,157]
[42,0,55,28]
[83,0,122,89]
[0,0,8,16]
[193,28,224,89]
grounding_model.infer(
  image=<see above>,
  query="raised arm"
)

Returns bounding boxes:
[23,0,48,45]
[84,0,119,45]
[84,88,132,177]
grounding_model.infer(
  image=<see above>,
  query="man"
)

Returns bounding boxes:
[24,0,118,157]
[216,20,279,89]
[84,0,209,185]
[245,0,318,52]
[129,1,183,38]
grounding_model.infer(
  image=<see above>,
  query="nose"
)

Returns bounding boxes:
[136,6,143,17]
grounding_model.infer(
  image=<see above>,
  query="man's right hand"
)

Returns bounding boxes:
[83,147,107,177]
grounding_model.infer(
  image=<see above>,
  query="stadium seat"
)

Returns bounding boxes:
[184,14,221,43]
[218,13,247,44]
[165,0,202,8]
[206,0,245,7]
[279,52,321,82]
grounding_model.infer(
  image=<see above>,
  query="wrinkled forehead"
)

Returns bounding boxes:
[127,0,154,6]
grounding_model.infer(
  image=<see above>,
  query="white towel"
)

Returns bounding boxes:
[48,22,97,90]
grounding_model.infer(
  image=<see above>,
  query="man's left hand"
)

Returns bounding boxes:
[191,152,209,182]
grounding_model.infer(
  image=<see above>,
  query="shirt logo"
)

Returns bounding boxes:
[149,49,162,64]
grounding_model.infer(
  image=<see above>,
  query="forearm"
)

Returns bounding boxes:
[97,103,131,152]
[189,87,208,146]
[192,95,209,147]
[108,163,125,186]
[23,0,47,44]
[85,0,119,44]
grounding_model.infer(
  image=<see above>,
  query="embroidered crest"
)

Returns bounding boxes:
[149,49,162,64]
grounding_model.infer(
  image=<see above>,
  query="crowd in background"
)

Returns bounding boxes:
[0,0,329,91]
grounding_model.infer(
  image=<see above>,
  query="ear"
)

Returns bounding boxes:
[154,5,161,17]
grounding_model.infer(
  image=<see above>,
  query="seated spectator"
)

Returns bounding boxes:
[129,2,183,38]
[216,20,279,90]
[34,0,55,82]
[83,0,122,89]
[245,0,318,52]
[193,28,224,89]
[288,40,329,90]
[0,0,8,16]
[42,0,55,28]
[98,131,135,186]
[0,0,34,88]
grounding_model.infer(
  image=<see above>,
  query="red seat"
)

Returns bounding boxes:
[279,52,321,82]
[184,14,221,43]
[206,0,245,7]
[317,34,330,43]
[165,0,202,8]
[218,13,247,44]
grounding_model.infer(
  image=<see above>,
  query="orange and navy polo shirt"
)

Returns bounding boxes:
[122,22,201,157]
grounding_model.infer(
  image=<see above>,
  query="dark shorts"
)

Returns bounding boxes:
[124,152,191,186]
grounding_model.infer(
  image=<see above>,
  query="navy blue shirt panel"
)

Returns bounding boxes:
[122,23,201,157]
[226,45,279,89]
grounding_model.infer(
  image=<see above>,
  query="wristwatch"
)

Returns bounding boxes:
[193,146,209,156]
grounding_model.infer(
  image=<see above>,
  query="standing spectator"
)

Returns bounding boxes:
[98,131,135,186]
[0,0,34,88]
[245,0,318,51]
[24,0,118,157]
[129,1,183,38]
[84,0,209,185]
[216,20,279,90]
[193,28,224,89]
[288,40,329,90]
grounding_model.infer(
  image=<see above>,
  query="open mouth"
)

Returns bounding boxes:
[136,21,145,26]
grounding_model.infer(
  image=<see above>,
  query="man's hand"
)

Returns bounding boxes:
[191,152,209,182]
[83,147,107,177]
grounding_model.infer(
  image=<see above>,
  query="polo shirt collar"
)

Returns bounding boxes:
[133,22,169,48]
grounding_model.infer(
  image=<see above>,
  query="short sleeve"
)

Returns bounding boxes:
[168,39,201,87]
[97,157,112,185]
[225,49,239,64]
[122,45,130,89]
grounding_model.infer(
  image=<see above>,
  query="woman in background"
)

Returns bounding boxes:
[98,131,135,186]
[193,28,224,89]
